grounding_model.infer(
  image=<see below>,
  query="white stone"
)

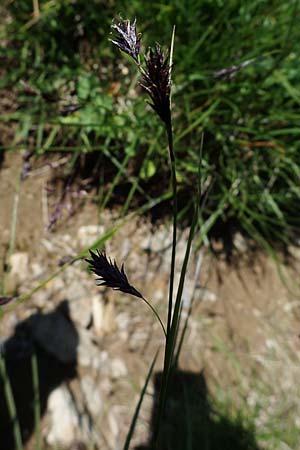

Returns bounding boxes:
[287,245,300,259]
[77,225,105,248]
[77,328,103,369]
[115,312,130,330]
[107,406,120,449]
[30,262,45,278]
[92,298,116,336]
[110,358,128,379]
[9,252,29,281]
[80,376,102,416]
[64,280,88,302]
[233,232,248,252]
[46,386,79,446]
[68,294,92,329]
[92,295,105,336]
[195,286,217,302]
[140,227,172,253]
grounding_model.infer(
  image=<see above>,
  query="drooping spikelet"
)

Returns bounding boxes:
[86,250,143,299]
[110,17,141,63]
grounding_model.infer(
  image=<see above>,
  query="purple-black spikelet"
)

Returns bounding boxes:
[110,18,171,125]
[0,297,14,306]
[86,250,143,299]
[111,17,141,63]
[141,44,171,125]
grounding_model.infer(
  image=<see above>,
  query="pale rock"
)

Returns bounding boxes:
[77,225,105,248]
[129,330,148,351]
[59,233,72,244]
[80,376,102,416]
[265,338,277,350]
[195,286,217,303]
[46,385,98,447]
[110,358,128,379]
[283,300,299,313]
[115,312,130,331]
[107,406,120,449]
[49,276,66,293]
[63,278,88,302]
[31,290,50,309]
[180,278,195,309]
[6,252,30,292]
[92,297,116,336]
[153,288,165,302]
[120,237,131,260]
[68,292,92,329]
[233,232,248,252]
[31,278,66,312]
[46,386,79,446]
[77,328,104,369]
[287,245,300,259]
[99,378,113,396]
[118,330,129,341]
[140,227,172,253]
[31,262,45,278]
[92,295,104,336]
[41,238,55,252]
[9,252,29,279]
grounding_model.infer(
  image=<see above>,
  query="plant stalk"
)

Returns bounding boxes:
[142,297,166,337]
[0,355,23,450]
[151,120,178,448]
[166,122,177,337]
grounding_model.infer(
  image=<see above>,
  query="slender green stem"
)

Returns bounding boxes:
[0,355,23,450]
[168,208,198,365]
[123,350,159,450]
[152,205,198,449]
[152,122,178,448]
[142,297,166,337]
[152,27,178,445]
[166,122,177,336]
[31,352,41,450]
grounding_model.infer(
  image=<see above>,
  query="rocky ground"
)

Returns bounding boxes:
[1,152,300,450]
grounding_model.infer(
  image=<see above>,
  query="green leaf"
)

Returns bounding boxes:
[140,160,156,180]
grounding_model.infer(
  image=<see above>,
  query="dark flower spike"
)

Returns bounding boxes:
[140,44,171,125]
[86,250,143,299]
[0,297,14,306]
[111,17,141,63]
[214,58,255,81]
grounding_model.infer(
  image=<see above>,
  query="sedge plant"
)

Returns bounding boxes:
[86,17,200,448]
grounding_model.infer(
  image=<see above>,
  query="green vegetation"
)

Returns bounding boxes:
[1,0,300,247]
[1,2,300,449]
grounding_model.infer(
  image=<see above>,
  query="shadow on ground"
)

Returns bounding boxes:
[0,301,78,450]
[136,368,260,450]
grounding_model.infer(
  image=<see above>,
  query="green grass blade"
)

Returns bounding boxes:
[31,351,41,450]
[0,355,24,450]
[153,205,198,447]
[123,349,159,450]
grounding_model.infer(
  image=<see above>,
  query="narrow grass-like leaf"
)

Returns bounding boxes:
[0,355,23,450]
[123,350,159,450]
[31,351,41,450]
[101,152,131,210]
[174,133,204,367]
[153,205,198,446]
[165,26,177,339]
